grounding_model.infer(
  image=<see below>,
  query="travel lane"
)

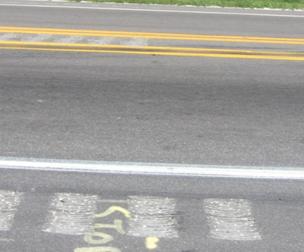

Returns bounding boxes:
[1,2,302,56]
[0,166,304,251]
[0,2,303,38]
[1,49,304,166]
[0,26,303,61]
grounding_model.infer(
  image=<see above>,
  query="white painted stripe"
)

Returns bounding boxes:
[0,190,22,231]
[1,157,304,180]
[204,198,261,241]
[127,196,178,238]
[0,3,303,18]
[43,193,98,235]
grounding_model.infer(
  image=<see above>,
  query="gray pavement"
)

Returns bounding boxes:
[0,0,304,37]
[0,168,303,252]
[1,2,304,251]
[0,1,304,166]
[1,50,304,166]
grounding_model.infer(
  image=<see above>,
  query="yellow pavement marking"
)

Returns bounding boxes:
[145,237,160,250]
[1,40,304,55]
[1,26,304,45]
[1,40,304,61]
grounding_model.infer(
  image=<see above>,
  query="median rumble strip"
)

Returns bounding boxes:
[1,41,304,61]
[1,26,304,45]
[0,26,304,61]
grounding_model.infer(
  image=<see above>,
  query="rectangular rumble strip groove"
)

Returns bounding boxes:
[127,196,178,239]
[204,199,261,241]
[42,193,98,235]
[0,191,23,231]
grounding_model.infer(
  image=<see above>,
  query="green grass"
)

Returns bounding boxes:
[73,0,304,9]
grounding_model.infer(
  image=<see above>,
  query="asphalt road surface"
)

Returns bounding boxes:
[0,1,304,165]
[0,166,304,252]
[1,1,304,251]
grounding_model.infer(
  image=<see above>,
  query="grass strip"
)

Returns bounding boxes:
[73,0,304,9]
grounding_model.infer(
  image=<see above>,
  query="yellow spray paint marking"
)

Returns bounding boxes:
[145,237,160,250]
[75,205,130,252]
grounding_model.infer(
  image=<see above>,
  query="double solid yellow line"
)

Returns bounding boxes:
[1,41,304,61]
[1,26,304,45]
[1,26,304,61]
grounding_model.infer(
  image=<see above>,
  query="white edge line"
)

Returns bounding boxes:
[0,3,304,18]
[0,157,304,180]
